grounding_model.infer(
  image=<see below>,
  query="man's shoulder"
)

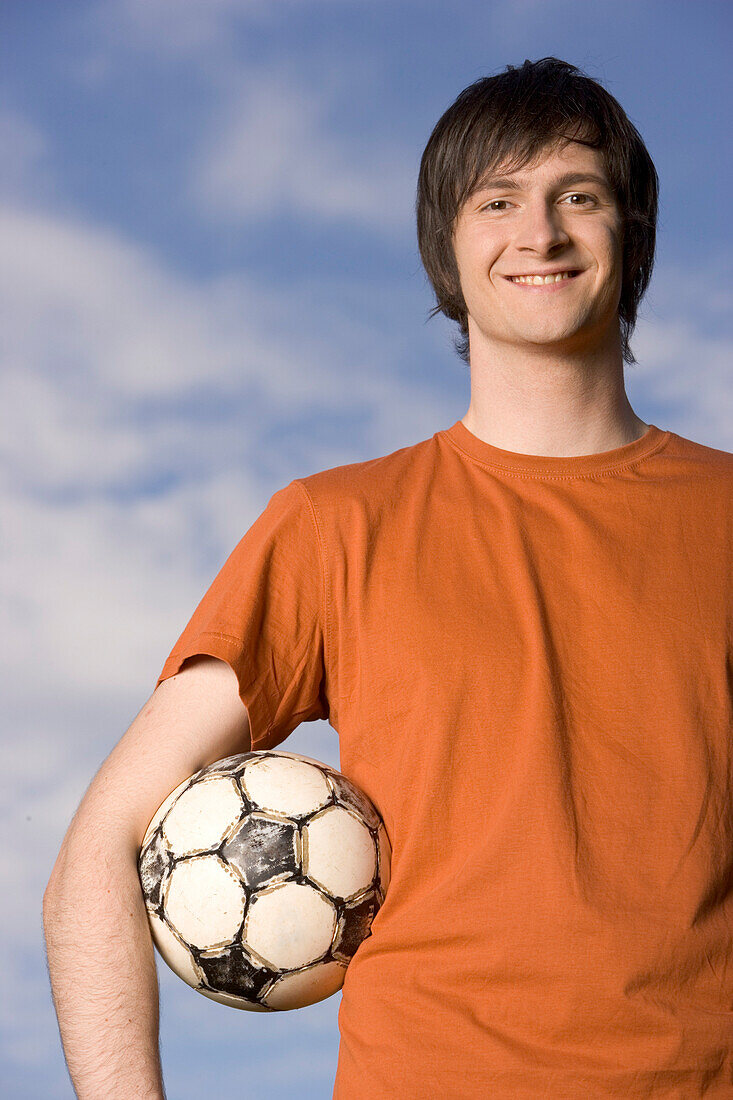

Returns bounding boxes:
[294,431,441,506]
[663,430,733,481]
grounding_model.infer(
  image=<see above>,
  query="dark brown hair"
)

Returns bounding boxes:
[415,57,659,366]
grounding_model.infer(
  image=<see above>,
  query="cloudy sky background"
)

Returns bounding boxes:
[2,1,731,1097]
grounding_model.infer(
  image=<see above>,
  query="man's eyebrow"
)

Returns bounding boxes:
[473,171,612,194]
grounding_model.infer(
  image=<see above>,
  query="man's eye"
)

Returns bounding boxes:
[562,193,594,205]
[481,200,511,212]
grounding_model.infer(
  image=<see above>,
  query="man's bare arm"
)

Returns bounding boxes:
[42,655,252,1100]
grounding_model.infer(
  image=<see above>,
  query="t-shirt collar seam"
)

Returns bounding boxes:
[439,429,672,480]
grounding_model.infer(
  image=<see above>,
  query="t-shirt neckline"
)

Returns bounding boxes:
[442,419,671,478]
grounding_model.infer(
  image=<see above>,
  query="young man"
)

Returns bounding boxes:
[44,58,733,1098]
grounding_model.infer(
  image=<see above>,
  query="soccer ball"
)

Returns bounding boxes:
[138,750,391,1011]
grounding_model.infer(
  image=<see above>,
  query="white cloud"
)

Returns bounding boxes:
[79,0,416,233]
[188,68,415,231]
[634,319,732,416]
[0,106,56,202]
[86,0,388,61]
[630,260,733,450]
[0,198,434,716]
[87,0,257,57]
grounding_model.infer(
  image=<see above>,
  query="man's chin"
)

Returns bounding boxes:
[468,313,611,357]
[506,326,592,352]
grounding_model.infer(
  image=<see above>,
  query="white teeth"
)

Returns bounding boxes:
[510,272,576,284]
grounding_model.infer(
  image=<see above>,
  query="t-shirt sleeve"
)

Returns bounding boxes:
[154,478,329,751]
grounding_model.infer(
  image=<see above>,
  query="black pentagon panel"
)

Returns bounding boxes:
[139,829,169,908]
[197,942,276,1004]
[333,890,381,960]
[328,772,381,831]
[222,814,299,889]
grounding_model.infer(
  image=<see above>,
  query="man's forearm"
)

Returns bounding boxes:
[43,832,167,1100]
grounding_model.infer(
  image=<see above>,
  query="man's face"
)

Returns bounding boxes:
[451,141,624,357]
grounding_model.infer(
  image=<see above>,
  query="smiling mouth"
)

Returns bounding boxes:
[506,271,581,285]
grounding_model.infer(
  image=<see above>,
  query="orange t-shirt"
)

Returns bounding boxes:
[156,420,733,1098]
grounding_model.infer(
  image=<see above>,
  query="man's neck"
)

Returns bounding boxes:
[461,330,648,458]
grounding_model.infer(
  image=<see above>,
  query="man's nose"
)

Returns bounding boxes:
[515,199,570,254]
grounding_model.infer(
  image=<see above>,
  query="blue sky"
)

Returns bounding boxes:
[2,1,731,1097]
